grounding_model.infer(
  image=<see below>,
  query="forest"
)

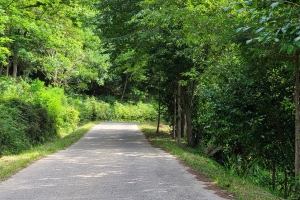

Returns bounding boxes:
[0,0,300,199]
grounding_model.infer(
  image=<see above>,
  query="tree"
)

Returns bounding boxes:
[0,0,110,91]
[236,0,300,196]
[0,6,11,73]
[133,0,236,147]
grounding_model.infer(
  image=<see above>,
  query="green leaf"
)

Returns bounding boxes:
[245,0,257,7]
[243,27,251,31]
[281,27,287,33]
[234,2,244,10]
[237,8,245,14]
[259,16,269,23]
[255,27,264,34]
[246,39,252,44]
[249,8,256,13]
[295,37,300,42]
[270,2,280,9]
[287,44,294,55]
[236,27,243,33]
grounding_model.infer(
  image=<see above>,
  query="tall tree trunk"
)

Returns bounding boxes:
[234,153,240,177]
[173,93,176,139]
[156,92,161,134]
[284,168,288,199]
[183,100,193,147]
[177,84,181,146]
[182,86,194,147]
[12,52,18,78]
[54,69,58,84]
[156,74,162,134]
[121,73,129,101]
[295,50,300,198]
[181,110,185,138]
[6,64,9,76]
[6,55,10,77]
[272,160,276,191]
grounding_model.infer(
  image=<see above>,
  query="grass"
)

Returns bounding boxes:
[139,124,282,200]
[0,122,97,181]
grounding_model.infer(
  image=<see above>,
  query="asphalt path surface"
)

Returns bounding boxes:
[0,122,227,200]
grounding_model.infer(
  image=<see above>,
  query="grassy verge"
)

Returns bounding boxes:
[139,124,282,200]
[0,122,97,181]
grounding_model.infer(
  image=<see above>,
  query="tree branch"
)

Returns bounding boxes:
[272,0,300,7]
[282,0,300,7]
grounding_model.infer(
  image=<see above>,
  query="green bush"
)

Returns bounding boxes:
[0,78,80,156]
[71,96,158,123]
[29,79,79,134]
[70,96,113,123]
[113,101,157,122]
[61,106,79,133]
[4,99,56,144]
[0,102,29,155]
[93,100,113,121]
[70,96,94,123]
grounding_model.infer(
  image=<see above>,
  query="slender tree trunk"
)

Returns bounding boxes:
[156,73,162,134]
[121,73,129,101]
[6,65,9,76]
[284,168,288,199]
[6,56,11,77]
[12,52,18,78]
[272,161,276,191]
[173,93,176,139]
[181,110,185,138]
[182,86,194,147]
[177,84,181,146]
[295,50,300,198]
[184,101,193,147]
[54,69,58,84]
[156,93,161,134]
[234,153,240,177]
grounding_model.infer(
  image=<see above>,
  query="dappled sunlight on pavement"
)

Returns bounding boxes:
[0,122,227,200]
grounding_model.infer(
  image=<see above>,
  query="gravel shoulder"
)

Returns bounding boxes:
[0,122,228,200]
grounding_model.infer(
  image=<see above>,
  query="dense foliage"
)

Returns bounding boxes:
[0,78,79,155]
[1,0,300,198]
[0,0,110,91]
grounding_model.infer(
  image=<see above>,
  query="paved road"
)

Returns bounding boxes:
[0,122,227,200]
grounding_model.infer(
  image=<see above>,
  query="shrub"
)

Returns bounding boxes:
[0,78,80,156]
[4,99,57,144]
[29,80,79,134]
[113,101,157,122]
[0,102,29,156]
[61,106,79,133]
[71,96,113,123]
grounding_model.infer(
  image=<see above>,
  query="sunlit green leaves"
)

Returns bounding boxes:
[237,0,300,54]
[270,1,280,9]
[0,0,110,90]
